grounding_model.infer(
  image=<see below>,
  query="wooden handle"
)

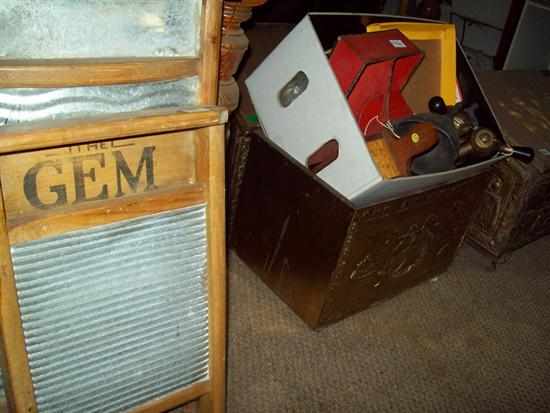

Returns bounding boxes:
[366,122,439,179]
[385,122,439,176]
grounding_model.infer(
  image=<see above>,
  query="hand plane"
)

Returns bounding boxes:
[366,122,439,178]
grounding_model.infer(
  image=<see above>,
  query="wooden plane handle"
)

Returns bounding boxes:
[385,122,439,176]
[366,122,439,179]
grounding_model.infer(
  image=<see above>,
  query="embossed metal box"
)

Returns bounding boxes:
[468,71,550,261]
[231,132,490,328]
[230,14,504,328]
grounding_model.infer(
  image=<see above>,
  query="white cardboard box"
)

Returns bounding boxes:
[246,13,508,207]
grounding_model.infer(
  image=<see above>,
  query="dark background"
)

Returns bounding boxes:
[251,0,386,23]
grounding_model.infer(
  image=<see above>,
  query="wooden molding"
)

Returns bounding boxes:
[0,106,228,154]
[0,189,38,413]
[127,381,210,413]
[0,58,200,88]
[6,184,206,245]
[200,124,226,413]
[199,0,223,105]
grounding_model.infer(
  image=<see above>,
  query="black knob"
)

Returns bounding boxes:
[506,145,535,163]
[429,96,448,115]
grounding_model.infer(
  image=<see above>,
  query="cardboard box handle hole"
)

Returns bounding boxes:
[279,71,309,107]
[307,139,339,174]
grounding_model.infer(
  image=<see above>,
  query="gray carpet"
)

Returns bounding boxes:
[227,237,550,413]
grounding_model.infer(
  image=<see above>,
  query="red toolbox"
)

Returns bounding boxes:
[329,30,423,137]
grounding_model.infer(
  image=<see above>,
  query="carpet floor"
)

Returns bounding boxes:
[227,237,550,413]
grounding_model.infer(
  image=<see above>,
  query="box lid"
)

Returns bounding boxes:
[245,16,382,201]
[477,71,550,174]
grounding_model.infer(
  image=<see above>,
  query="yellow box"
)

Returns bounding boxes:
[367,22,457,108]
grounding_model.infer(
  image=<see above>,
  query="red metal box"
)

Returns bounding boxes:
[329,29,423,136]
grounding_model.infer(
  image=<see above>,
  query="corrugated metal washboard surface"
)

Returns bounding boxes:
[10,204,209,413]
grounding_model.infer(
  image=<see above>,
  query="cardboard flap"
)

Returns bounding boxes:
[245,16,382,200]
[353,155,505,207]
